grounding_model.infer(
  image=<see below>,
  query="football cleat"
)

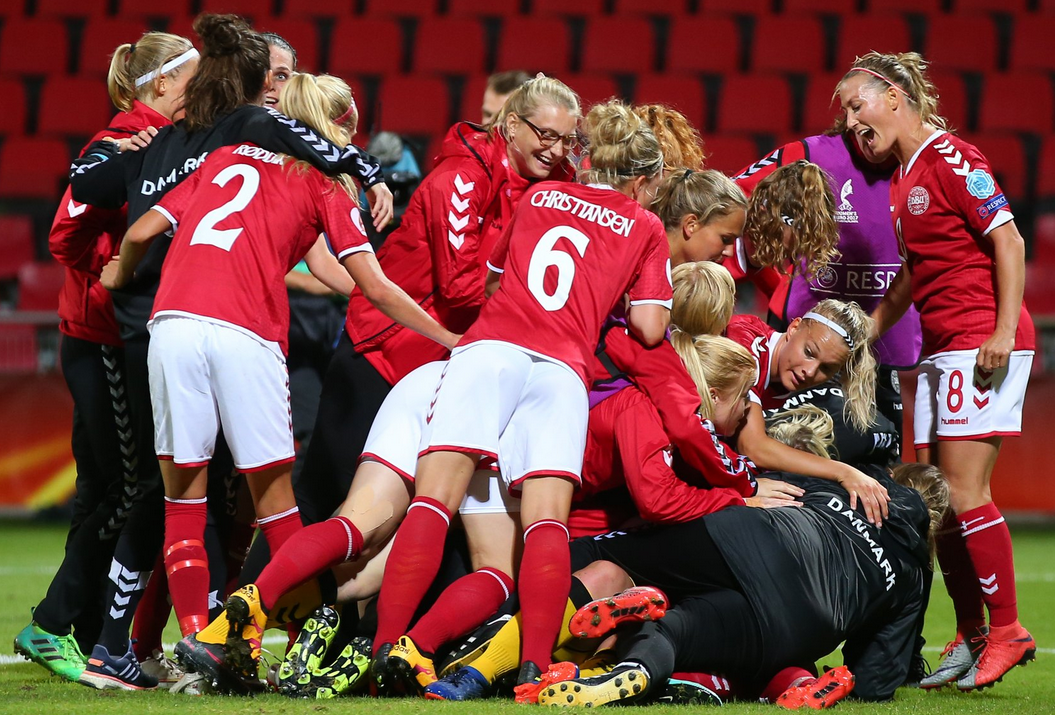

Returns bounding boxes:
[774,665,855,710]
[514,661,579,704]
[386,634,437,695]
[275,605,340,695]
[371,641,397,694]
[919,627,987,689]
[174,633,263,695]
[657,677,724,706]
[425,665,492,701]
[538,663,651,707]
[304,638,372,700]
[438,613,512,677]
[569,586,667,639]
[78,643,159,691]
[140,647,184,689]
[223,585,267,681]
[956,627,1036,691]
[171,671,211,696]
[13,622,87,682]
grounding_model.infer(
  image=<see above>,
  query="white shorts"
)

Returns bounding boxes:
[424,341,588,492]
[913,349,1033,449]
[148,316,294,472]
[360,361,520,514]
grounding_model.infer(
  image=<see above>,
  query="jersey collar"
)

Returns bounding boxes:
[901,129,945,178]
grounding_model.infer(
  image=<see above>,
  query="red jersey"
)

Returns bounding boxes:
[469,182,672,385]
[890,131,1034,355]
[346,123,576,384]
[49,101,171,345]
[152,144,371,355]
[724,314,787,409]
[569,386,748,538]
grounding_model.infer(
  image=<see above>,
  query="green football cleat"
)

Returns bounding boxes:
[276,606,340,696]
[13,622,88,682]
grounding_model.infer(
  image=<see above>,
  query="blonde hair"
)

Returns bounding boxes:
[891,462,950,563]
[632,104,705,172]
[281,73,358,198]
[107,32,195,113]
[580,101,664,187]
[745,160,840,281]
[670,333,756,423]
[765,405,836,459]
[491,74,581,134]
[838,51,949,132]
[671,261,735,336]
[652,168,747,232]
[802,299,876,433]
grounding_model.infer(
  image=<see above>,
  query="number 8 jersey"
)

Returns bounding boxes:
[468,182,673,385]
[150,144,373,355]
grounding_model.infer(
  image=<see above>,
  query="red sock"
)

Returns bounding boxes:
[374,496,452,653]
[760,666,816,702]
[958,502,1019,629]
[258,506,302,554]
[518,520,570,670]
[407,567,514,654]
[164,497,210,636]
[935,511,986,634]
[671,672,737,700]
[255,516,363,611]
[131,553,170,660]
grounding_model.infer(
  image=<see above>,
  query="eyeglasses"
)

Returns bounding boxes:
[516,114,580,152]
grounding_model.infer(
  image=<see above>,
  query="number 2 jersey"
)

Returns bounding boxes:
[890,131,1034,356]
[150,144,373,355]
[469,182,673,386]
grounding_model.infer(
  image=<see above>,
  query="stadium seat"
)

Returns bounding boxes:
[533,0,605,17]
[717,75,793,136]
[78,19,150,78]
[330,18,404,77]
[700,134,760,174]
[800,72,846,136]
[614,0,690,16]
[458,74,490,124]
[376,76,451,135]
[697,0,771,13]
[0,138,71,200]
[978,73,1053,134]
[925,15,998,74]
[0,19,69,77]
[1024,263,1055,315]
[199,0,273,16]
[117,0,193,22]
[412,18,486,75]
[1034,135,1055,199]
[0,215,35,281]
[866,0,942,12]
[448,0,521,17]
[16,261,64,312]
[282,0,353,20]
[496,17,571,75]
[37,77,114,140]
[751,16,825,74]
[952,0,1028,10]
[929,71,968,134]
[254,18,320,73]
[1032,213,1055,266]
[557,74,621,111]
[783,0,854,13]
[581,17,656,75]
[959,133,1027,202]
[634,75,707,134]
[362,0,438,17]
[667,16,740,75]
[35,0,108,18]
[0,79,28,137]
[1009,18,1055,73]
[0,326,39,373]
[836,14,911,71]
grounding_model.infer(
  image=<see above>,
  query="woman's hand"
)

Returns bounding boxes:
[835,465,890,526]
[109,126,158,153]
[977,329,1015,371]
[100,256,127,290]
[755,477,805,502]
[745,494,802,509]
[367,183,394,231]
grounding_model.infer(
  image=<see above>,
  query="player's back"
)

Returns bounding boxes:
[467,182,672,384]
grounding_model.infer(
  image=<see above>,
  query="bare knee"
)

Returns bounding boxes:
[574,560,633,599]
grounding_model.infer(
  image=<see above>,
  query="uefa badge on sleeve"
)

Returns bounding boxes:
[965,169,996,200]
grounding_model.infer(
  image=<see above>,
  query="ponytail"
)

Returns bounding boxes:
[106,32,195,113]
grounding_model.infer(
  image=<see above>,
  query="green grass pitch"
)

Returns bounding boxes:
[1,520,1052,714]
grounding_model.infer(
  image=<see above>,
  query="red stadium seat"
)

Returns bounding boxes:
[634,75,707,134]
[458,74,490,124]
[0,215,35,280]
[783,0,853,13]
[448,0,521,17]
[614,0,690,16]
[697,0,771,13]
[667,16,740,75]
[751,16,825,74]
[330,18,403,77]
[38,77,114,140]
[581,18,656,75]
[952,0,1028,10]
[1038,136,1055,199]
[0,79,28,137]
[867,0,942,12]
[801,72,846,136]
[362,0,438,17]
[36,0,108,17]
[0,326,39,373]
[413,18,485,75]
[533,0,605,16]
[282,0,353,19]
[958,133,1026,202]
[117,0,193,22]
[717,75,793,136]
[978,72,1053,134]
[0,139,71,199]
[199,0,270,16]
[0,19,69,77]
[558,75,621,112]
[1009,18,1055,73]
[700,135,760,174]
[925,15,997,74]
[79,19,150,79]
[836,14,911,71]
[255,18,320,73]
[496,17,571,75]
[16,261,65,312]
[376,76,450,135]
[929,71,968,134]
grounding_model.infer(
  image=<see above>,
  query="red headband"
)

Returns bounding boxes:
[848,67,911,98]
[334,102,356,127]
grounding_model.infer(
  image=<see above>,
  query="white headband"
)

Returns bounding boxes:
[135,48,199,88]
[803,311,854,350]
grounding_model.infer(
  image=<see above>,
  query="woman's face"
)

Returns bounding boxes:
[839,74,896,164]
[675,208,745,265]
[774,318,850,392]
[266,45,295,109]
[159,58,198,122]
[505,103,578,180]
[711,387,750,436]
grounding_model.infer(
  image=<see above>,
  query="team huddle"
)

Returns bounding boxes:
[14,12,1038,710]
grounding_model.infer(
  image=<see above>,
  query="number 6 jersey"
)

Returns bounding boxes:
[150,144,373,355]
[467,182,673,385]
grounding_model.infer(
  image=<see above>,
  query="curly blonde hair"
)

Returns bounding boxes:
[745,160,840,281]
[802,299,877,433]
[765,405,836,459]
[580,100,664,187]
[670,333,756,423]
[632,104,706,172]
[837,51,949,132]
[891,462,950,563]
[671,261,735,336]
[652,168,747,232]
